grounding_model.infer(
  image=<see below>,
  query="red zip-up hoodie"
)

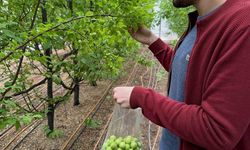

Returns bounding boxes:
[130,0,250,149]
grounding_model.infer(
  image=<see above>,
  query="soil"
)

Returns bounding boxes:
[0,47,169,150]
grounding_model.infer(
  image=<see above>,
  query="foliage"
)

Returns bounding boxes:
[0,99,43,130]
[0,0,157,131]
[43,125,64,138]
[136,55,153,67]
[156,69,166,82]
[159,0,195,36]
[84,118,101,129]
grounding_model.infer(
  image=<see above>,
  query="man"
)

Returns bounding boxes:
[113,0,250,149]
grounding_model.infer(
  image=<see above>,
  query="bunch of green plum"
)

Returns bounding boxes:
[102,135,142,150]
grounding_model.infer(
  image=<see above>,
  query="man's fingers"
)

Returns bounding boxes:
[116,98,123,105]
[113,92,118,100]
[113,87,122,101]
[113,88,118,99]
[112,87,132,109]
[113,87,117,93]
[128,28,138,37]
[113,87,123,92]
[121,103,128,108]
[128,28,133,33]
[128,27,135,32]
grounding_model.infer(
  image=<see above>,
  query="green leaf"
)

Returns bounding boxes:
[15,121,21,130]
[21,115,32,125]
[47,129,64,139]
[0,118,17,129]
[43,126,64,139]
[33,114,43,119]
[2,29,16,38]
[84,118,101,129]
[52,74,61,85]
[0,88,6,94]
[4,81,12,88]
[0,23,7,29]
[85,11,94,16]
[4,100,17,108]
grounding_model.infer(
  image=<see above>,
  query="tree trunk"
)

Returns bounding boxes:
[41,0,54,132]
[73,78,80,106]
[67,0,80,106]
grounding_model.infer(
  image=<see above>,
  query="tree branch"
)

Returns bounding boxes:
[9,78,47,97]
[22,94,32,111]
[62,50,77,60]
[1,53,24,98]
[25,90,38,112]
[55,84,75,107]
[61,79,73,90]
[0,52,14,62]
[30,63,44,75]
[11,56,24,85]
[15,101,30,113]
[30,0,41,30]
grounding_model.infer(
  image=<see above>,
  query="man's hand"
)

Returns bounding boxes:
[129,26,158,46]
[113,87,134,108]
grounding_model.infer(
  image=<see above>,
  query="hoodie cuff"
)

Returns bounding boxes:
[130,86,146,109]
[148,38,168,55]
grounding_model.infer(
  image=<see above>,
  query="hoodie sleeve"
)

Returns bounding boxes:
[148,38,174,72]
